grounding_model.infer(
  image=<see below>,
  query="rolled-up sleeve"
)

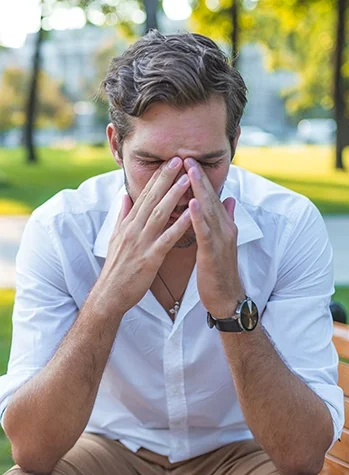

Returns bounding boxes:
[262,199,344,446]
[0,212,78,427]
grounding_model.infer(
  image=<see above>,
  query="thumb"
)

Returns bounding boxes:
[223,197,236,220]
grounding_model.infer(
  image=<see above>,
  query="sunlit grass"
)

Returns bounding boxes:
[0,289,15,473]
[235,145,349,214]
[0,199,32,215]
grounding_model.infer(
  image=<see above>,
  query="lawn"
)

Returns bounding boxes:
[1,287,349,472]
[0,145,348,215]
[0,290,15,473]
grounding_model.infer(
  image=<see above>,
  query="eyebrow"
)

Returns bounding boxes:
[133,149,228,161]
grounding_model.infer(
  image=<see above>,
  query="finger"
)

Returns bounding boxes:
[131,157,184,229]
[186,159,223,227]
[126,166,163,221]
[222,197,236,220]
[144,173,191,238]
[153,208,192,255]
[110,194,133,241]
[188,198,212,249]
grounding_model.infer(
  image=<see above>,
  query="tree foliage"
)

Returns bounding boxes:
[190,0,349,120]
[0,66,74,132]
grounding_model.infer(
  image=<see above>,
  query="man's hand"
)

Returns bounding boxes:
[96,157,192,316]
[184,158,244,318]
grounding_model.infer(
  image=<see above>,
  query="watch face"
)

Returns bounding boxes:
[240,299,259,331]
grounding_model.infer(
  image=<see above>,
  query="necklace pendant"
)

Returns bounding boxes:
[169,301,180,317]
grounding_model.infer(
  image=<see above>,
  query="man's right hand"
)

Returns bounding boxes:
[95,156,191,317]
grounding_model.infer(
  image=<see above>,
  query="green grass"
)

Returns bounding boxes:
[0,146,115,215]
[0,288,349,472]
[0,145,348,215]
[0,289,15,473]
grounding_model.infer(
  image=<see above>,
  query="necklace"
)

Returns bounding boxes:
[157,272,186,318]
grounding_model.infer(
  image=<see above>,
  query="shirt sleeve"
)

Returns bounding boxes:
[0,213,78,427]
[261,198,344,447]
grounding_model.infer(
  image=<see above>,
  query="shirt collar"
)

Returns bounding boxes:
[93,171,263,258]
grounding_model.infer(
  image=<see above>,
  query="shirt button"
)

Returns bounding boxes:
[172,387,180,395]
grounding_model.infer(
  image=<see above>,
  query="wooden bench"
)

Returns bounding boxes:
[321,322,349,473]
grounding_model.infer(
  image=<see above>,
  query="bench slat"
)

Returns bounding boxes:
[328,428,349,463]
[345,398,349,430]
[334,322,349,341]
[333,332,349,361]
[322,454,349,474]
[338,364,349,398]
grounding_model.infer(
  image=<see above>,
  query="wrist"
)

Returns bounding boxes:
[212,292,246,320]
[85,282,125,323]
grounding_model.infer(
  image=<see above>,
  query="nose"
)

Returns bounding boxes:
[174,162,193,206]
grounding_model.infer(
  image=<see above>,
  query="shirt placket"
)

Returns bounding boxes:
[163,321,190,462]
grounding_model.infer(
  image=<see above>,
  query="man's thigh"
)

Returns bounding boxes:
[174,439,279,475]
[4,433,164,475]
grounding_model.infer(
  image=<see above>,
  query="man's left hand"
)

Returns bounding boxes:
[184,158,245,318]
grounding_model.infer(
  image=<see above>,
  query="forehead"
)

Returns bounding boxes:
[124,96,228,158]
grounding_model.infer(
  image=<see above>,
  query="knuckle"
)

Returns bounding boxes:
[124,225,136,242]
[147,191,161,208]
[151,205,165,222]
[202,228,212,244]
[207,208,218,223]
[159,231,173,249]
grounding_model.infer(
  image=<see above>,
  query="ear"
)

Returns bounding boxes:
[107,123,123,168]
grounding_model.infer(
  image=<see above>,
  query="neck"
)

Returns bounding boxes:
[161,242,197,273]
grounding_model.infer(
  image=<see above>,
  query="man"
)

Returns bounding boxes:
[0,30,343,475]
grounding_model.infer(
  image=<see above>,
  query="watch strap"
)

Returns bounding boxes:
[207,312,244,332]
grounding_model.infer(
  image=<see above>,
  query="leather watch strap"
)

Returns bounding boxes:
[207,312,243,332]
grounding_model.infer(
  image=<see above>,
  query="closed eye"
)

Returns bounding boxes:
[200,159,224,168]
[138,159,163,166]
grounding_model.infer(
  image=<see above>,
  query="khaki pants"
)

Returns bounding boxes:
[5,433,279,475]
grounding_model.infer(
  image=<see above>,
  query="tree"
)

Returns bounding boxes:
[231,0,240,66]
[0,66,74,132]
[191,0,349,169]
[334,0,348,169]
[251,0,348,170]
[143,0,158,31]
[25,22,44,163]
[24,0,157,164]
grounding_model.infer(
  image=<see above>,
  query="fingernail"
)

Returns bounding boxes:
[191,199,200,211]
[191,166,201,180]
[187,158,197,167]
[169,157,181,169]
[177,174,189,185]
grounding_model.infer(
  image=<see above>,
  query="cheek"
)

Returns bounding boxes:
[125,162,156,189]
[204,165,229,192]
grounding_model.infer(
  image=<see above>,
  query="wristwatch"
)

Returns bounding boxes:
[207,297,259,332]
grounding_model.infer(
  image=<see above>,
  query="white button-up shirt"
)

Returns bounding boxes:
[0,165,344,462]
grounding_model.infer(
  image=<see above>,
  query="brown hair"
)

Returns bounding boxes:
[102,30,247,155]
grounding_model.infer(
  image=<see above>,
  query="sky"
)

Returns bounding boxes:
[0,0,193,49]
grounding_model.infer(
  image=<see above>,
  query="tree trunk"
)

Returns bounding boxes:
[231,0,239,67]
[24,21,43,164]
[333,0,347,170]
[143,0,158,33]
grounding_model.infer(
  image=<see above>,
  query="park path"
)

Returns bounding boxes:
[0,215,349,288]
